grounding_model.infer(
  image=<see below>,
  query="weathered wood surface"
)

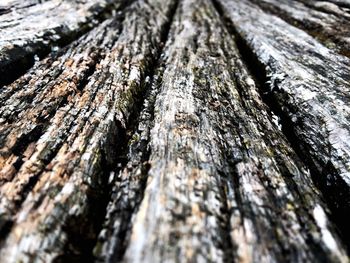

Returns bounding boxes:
[216,0,350,247]
[248,0,350,57]
[318,0,350,8]
[0,0,350,262]
[0,0,176,261]
[112,1,347,262]
[0,0,126,86]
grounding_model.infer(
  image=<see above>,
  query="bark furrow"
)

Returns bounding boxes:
[0,0,350,262]
[93,1,179,262]
[111,0,348,262]
[0,0,178,261]
[215,0,350,251]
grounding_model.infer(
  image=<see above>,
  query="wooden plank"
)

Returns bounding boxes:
[0,0,126,86]
[0,0,177,261]
[216,0,350,251]
[94,0,348,262]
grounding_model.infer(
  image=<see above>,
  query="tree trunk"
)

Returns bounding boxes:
[0,0,349,262]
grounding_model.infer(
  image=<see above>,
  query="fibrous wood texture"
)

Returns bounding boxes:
[0,0,349,262]
[0,0,126,86]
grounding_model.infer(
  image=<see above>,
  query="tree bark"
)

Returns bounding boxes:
[0,0,177,261]
[0,0,349,262]
[116,1,347,262]
[215,0,350,252]
[248,0,350,57]
[0,0,126,86]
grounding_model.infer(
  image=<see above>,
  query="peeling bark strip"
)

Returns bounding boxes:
[247,0,350,57]
[0,0,127,86]
[94,0,350,262]
[0,0,177,261]
[216,0,350,250]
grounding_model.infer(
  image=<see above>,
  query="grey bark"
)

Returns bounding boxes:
[216,0,350,251]
[0,0,349,262]
[247,0,350,57]
[0,0,126,86]
[98,0,349,262]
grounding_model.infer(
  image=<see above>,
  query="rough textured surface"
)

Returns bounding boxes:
[0,0,350,262]
[0,0,177,261]
[120,1,348,262]
[248,0,350,57]
[0,0,126,86]
[216,0,350,248]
